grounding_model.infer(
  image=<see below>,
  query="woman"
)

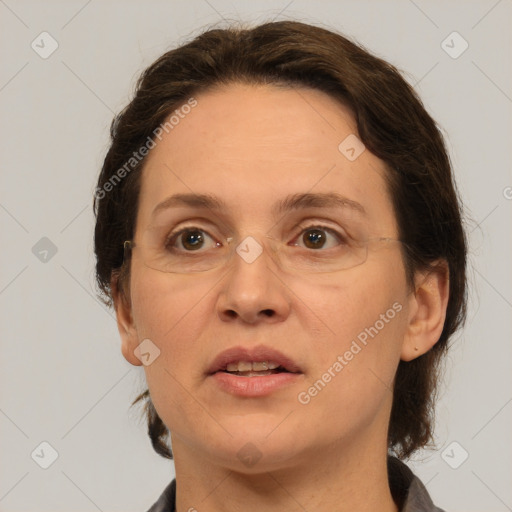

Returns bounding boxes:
[94,20,467,512]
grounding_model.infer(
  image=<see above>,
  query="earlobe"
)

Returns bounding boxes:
[111,273,143,367]
[401,261,450,361]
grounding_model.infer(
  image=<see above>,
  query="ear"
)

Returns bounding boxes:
[401,260,450,361]
[111,272,143,367]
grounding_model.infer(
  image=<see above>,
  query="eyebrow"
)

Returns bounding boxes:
[151,192,366,217]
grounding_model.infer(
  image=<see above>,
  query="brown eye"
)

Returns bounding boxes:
[291,225,347,251]
[165,227,220,253]
[302,229,327,249]
[180,229,205,250]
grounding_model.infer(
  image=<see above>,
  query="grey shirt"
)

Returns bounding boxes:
[147,456,445,512]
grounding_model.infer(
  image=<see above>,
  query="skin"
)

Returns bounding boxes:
[113,83,449,512]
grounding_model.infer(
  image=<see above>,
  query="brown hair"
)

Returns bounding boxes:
[94,20,467,459]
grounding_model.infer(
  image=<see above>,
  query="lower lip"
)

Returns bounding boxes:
[210,371,303,397]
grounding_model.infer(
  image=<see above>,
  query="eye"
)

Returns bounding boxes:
[166,227,220,252]
[291,225,346,250]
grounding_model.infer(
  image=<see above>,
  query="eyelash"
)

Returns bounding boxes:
[165,223,348,252]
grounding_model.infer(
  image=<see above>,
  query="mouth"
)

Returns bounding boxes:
[217,361,293,377]
[207,346,302,376]
[207,346,303,397]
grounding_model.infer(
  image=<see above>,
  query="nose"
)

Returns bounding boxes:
[215,239,291,324]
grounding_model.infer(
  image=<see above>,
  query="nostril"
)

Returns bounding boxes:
[220,308,277,322]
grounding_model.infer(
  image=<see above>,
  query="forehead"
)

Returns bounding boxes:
[136,83,397,234]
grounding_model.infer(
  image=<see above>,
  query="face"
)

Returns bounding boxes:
[118,83,418,472]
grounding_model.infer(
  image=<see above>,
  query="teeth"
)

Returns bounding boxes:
[225,361,281,372]
[237,361,253,372]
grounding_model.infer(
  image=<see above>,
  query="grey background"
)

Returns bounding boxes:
[0,1,511,511]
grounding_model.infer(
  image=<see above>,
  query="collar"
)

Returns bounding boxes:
[388,456,445,512]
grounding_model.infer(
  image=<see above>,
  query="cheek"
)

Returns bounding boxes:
[129,266,219,375]
[291,261,409,426]
[292,259,408,353]
[130,264,216,338]
[129,266,221,421]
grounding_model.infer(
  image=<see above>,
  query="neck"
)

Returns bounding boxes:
[171,435,399,512]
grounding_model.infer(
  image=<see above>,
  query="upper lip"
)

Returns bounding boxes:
[207,345,303,375]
